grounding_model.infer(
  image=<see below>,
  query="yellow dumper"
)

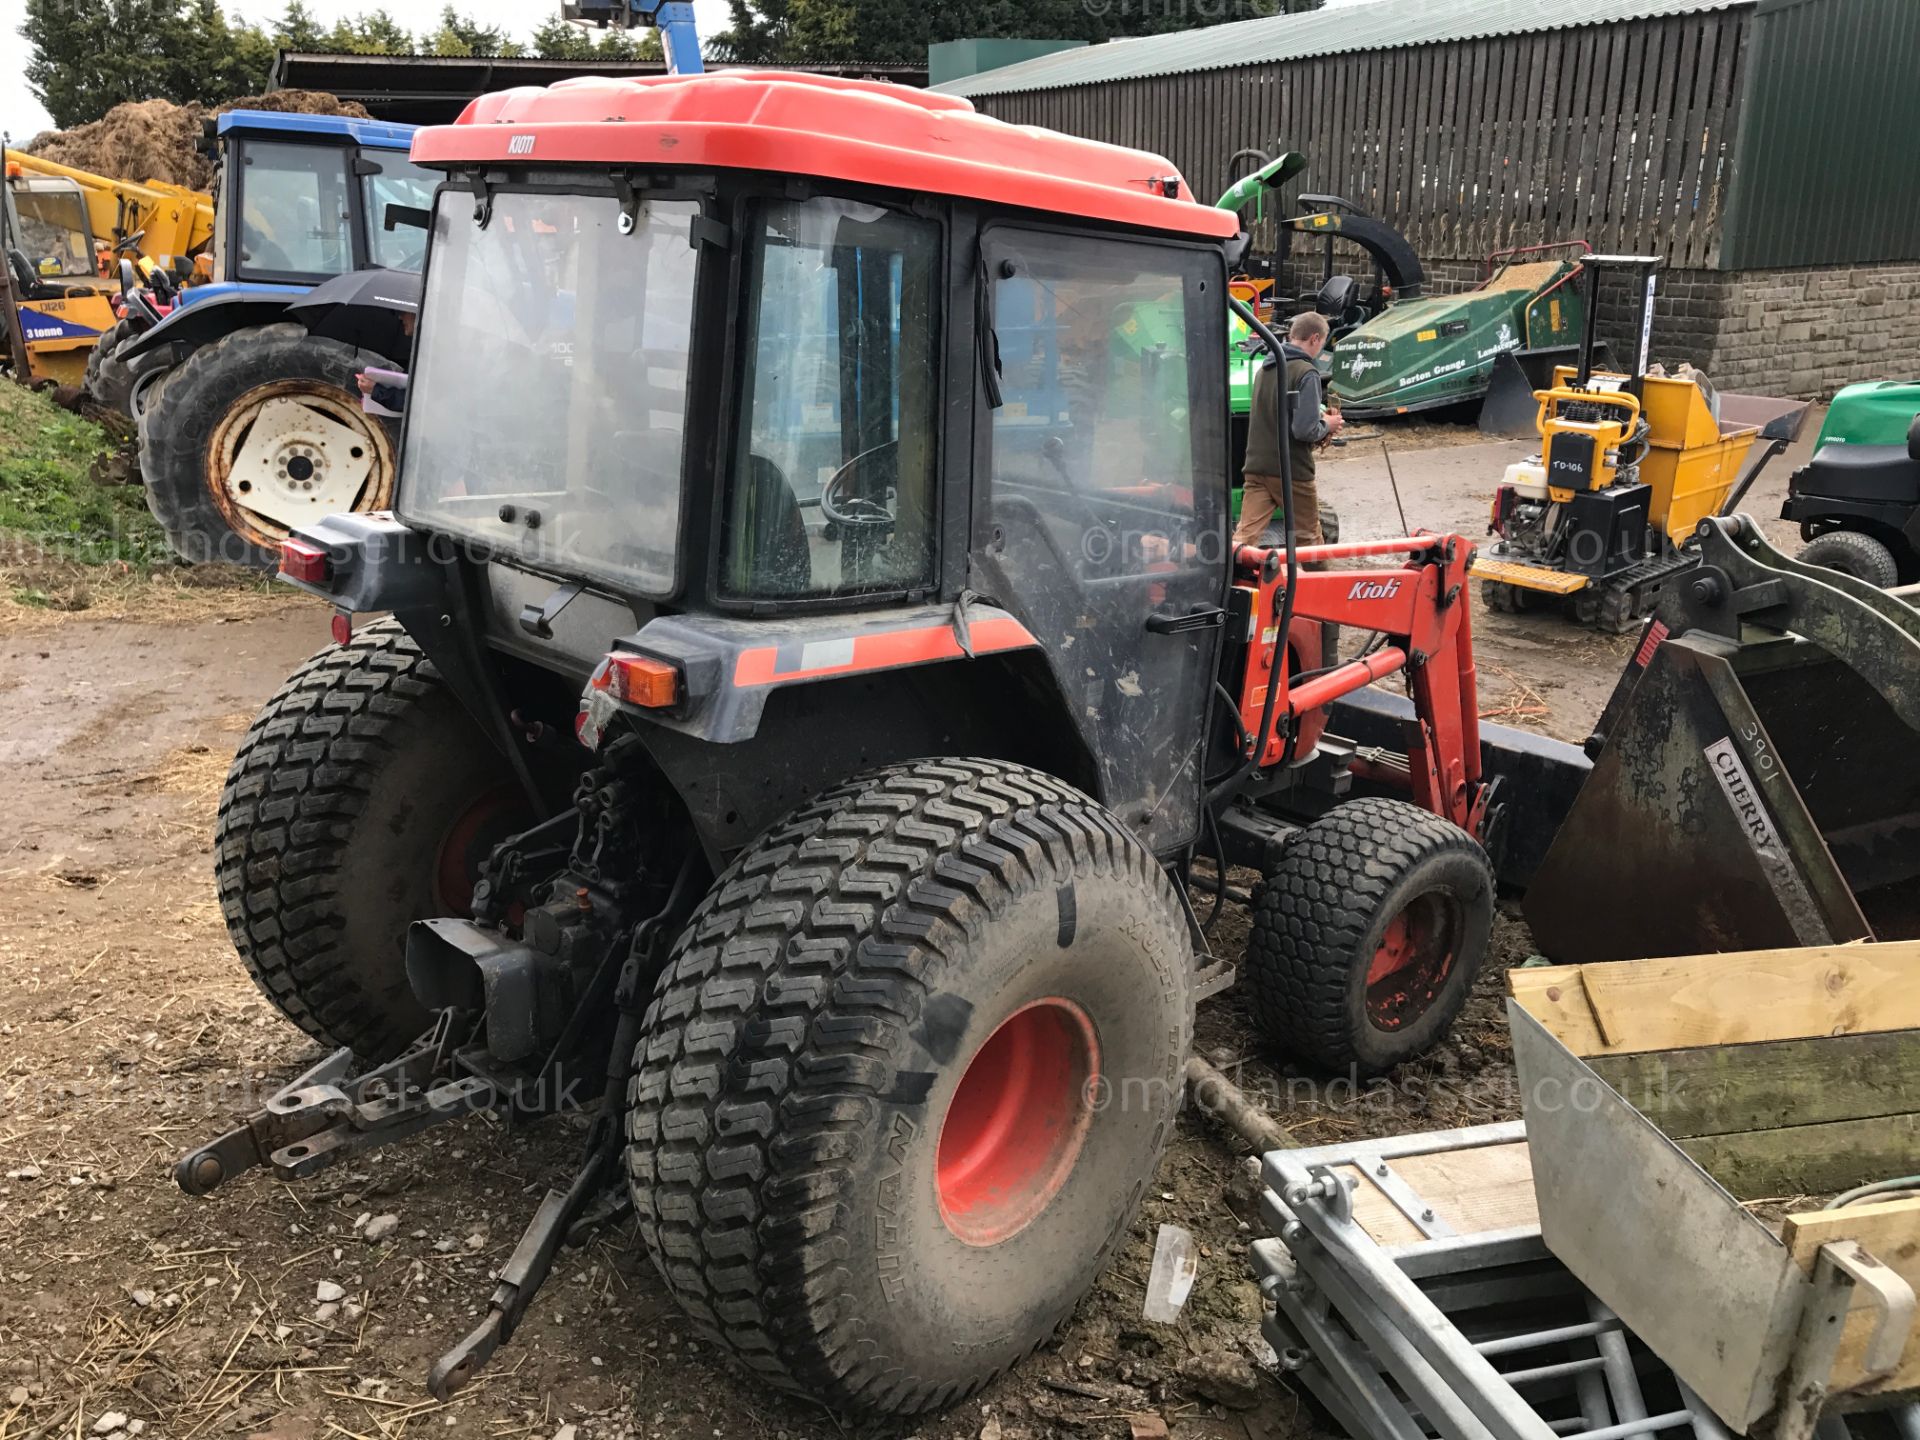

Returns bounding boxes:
[1471,256,1805,630]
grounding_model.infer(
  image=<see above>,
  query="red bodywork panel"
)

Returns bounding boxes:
[1231,534,1485,834]
[413,73,1238,241]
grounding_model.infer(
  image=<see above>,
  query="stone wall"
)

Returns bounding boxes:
[1269,242,1920,400]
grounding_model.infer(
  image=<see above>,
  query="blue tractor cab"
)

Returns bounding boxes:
[111,110,434,568]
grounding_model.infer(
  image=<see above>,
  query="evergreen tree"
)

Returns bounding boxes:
[273,0,325,50]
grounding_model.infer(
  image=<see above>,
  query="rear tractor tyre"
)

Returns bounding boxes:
[1797,530,1899,590]
[1244,796,1495,1077]
[138,322,398,569]
[83,318,137,415]
[625,758,1193,1417]
[215,619,524,1061]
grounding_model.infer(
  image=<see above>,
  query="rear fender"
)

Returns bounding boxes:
[580,604,1044,749]
[622,649,1099,864]
[115,288,299,374]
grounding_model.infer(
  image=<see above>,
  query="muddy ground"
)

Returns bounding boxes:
[0,421,1819,1440]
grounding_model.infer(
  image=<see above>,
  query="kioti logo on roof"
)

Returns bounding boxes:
[508,135,536,155]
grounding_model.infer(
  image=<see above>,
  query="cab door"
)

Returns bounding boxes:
[970,225,1230,854]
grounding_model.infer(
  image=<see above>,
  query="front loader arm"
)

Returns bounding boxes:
[1231,532,1485,833]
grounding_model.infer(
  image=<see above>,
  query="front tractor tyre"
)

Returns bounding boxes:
[625,758,1194,1417]
[138,322,397,570]
[215,620,526,1061]
[1245,796,1495,1077]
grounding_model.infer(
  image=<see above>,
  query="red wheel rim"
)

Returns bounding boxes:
[936,998,1100,1248]
[1364,892,1462,1032]
[433,784,529,917]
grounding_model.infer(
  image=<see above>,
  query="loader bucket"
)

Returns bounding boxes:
[1524,517,1920,964]
[1478,350,1553,437]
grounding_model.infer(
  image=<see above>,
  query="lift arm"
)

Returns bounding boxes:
[559,0,704,74]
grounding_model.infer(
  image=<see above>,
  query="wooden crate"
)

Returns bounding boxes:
[1510,942,1920,1403]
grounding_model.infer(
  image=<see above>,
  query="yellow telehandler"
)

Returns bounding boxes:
[1,150,213,388]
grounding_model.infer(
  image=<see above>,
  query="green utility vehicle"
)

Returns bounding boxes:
[1780,380,1920,586]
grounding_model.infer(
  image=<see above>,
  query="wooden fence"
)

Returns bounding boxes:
[975,8,1752,270]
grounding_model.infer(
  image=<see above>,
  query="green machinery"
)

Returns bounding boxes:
[1331,243,1591,422]
[1212,146,1595,426]
[1779,380,1920,585]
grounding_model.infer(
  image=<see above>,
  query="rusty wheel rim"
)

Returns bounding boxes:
[206,380,396,551]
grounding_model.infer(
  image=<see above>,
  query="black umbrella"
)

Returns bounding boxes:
[287,268,421,363]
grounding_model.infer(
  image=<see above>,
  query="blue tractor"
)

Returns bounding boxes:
[114,110,435,568]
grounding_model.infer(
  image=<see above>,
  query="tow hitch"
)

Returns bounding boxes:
[174,1011,496,1195]
[173,831,690,1398]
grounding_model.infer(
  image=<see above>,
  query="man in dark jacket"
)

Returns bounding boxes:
[1235,311,1344,548]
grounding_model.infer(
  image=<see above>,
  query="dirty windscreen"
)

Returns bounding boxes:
[398,191,699,596]
[235,140,354,281]
[9,180,94,278]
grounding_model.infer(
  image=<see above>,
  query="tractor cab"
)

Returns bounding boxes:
[2,162,119,383]
[4,168,99,286]
[387,73,1241,856]
[193,111,438,302]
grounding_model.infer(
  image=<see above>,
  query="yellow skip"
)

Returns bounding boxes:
[1471,558,1591,595]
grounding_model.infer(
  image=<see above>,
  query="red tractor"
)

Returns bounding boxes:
[186,73,1518,1416]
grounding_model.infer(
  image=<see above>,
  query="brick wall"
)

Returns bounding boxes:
[1696,264,1920,396]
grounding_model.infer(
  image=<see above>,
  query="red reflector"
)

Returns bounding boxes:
[330,612,353,646]
[280,539,330,584]
[606,654,678,709]
[1635,619,1670,669]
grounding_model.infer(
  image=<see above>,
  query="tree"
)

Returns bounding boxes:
[425,4,526,55]
[707,0,793,62]
[710,0,1316,65]
[168,0,275,99]
[530,14,659,59]
[273,0,325,50]
[321,9,413,54]
[23,0,275,128]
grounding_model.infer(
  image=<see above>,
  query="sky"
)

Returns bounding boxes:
[1,0,737,139]
[3,0,1384,143]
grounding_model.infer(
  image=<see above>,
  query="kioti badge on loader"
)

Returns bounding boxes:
[162,69,1584,1418]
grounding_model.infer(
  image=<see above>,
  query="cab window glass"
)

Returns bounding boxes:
[12,181,94,277]
[990,236,1206,580]
[237,140,352,279]
[721,198,940,600]
[362,154,437,272]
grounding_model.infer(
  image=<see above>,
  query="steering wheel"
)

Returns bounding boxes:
[819,441,899,529]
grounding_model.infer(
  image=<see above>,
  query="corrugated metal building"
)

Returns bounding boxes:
[935,0,1920,393]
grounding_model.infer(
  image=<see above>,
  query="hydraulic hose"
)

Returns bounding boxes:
[1208,294,1299,813]
[1826,1175,1920,1210]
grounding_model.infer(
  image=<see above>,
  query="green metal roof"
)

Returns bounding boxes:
[934,0,1753,97]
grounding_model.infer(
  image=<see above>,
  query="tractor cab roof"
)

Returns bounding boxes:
[216,109,418,151]
[411,71,1238,241]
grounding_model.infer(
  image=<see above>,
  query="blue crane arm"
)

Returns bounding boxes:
[559,0,704,74]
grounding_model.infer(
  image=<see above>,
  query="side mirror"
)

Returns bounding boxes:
[1225,229,1251,270]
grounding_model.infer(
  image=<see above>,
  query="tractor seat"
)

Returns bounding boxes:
[1796,444,1920,506]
